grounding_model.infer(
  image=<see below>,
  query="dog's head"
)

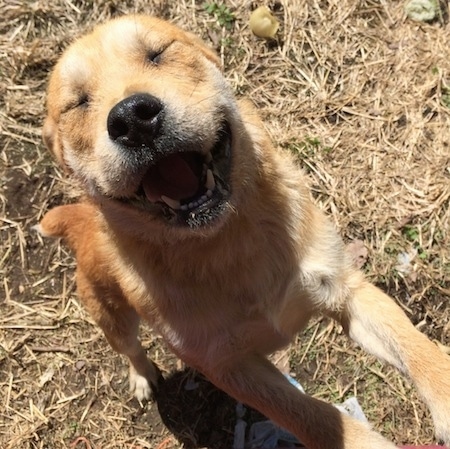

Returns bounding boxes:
[44,15,257,236]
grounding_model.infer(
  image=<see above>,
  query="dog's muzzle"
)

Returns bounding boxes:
[107,93,233,229]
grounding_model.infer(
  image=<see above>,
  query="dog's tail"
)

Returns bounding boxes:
[34,203,95,252]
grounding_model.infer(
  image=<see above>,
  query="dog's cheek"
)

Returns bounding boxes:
[64,112,96,154]
[55,113,98,175]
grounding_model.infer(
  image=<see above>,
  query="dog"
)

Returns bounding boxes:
[37,15,450,449]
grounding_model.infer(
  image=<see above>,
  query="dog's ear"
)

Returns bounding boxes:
[42,116,56,153]
[42,116,67,171]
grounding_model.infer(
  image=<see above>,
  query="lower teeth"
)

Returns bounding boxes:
[178,188,216,212]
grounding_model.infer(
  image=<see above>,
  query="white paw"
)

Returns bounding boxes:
[129,368,152,402]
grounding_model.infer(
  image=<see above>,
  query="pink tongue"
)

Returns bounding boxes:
[142,154,200,202]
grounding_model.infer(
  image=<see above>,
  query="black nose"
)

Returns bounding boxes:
[107,93,163,147]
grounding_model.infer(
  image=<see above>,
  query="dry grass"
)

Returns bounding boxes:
[1,0,450,448]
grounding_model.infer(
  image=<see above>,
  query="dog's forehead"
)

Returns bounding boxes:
[94,16,175,51]
[58,16,180,84]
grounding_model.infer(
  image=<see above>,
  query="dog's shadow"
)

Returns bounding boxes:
[153,368,262,449]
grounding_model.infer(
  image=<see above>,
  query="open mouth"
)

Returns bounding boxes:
[123,123,232,227]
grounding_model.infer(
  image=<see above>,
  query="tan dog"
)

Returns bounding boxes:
[37,15,450,449]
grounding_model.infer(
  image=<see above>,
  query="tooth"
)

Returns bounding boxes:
[206,189,213,198]
[181,204,188,211]
[205,152,213,163]
[206,169,215,190]
[161,195,181,210]
[201,195,207,201]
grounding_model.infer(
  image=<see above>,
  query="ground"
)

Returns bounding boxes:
[1,1,450,448]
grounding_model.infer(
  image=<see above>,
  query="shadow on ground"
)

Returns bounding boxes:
[154,368,238,448]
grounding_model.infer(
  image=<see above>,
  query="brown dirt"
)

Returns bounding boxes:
[1,1,450,448]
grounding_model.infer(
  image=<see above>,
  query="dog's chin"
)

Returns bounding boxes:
[111,122,233,230]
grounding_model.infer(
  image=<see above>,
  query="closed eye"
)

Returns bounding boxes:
[145,41,174,66]
[61,93,90,114]
[77,93,90,107]
[147,49,163,64]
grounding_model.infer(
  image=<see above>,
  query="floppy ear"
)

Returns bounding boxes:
[42,116,56,153]
[42,116,67,171]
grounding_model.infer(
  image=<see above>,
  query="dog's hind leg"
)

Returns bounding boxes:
[76,270,162,401]
[335,275,450,445]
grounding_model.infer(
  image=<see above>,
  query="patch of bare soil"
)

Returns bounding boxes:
[1,1,450,448]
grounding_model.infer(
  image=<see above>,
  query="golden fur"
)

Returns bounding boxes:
[38,15,450,449]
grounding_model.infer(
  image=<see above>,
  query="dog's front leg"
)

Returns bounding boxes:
[205,354,395,449]
[76,271,162,401]
[337,279,450,445]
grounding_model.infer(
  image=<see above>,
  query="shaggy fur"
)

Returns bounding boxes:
[38,15,450,449]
